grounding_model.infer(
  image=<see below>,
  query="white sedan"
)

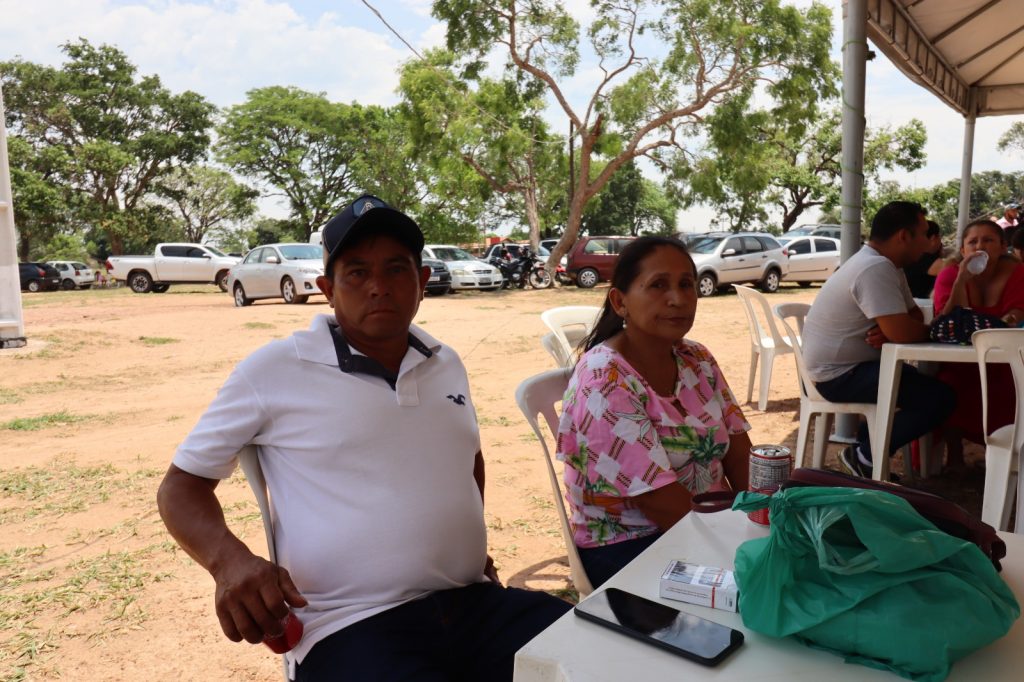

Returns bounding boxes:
[423,245,503,291]
[778,235,841,286]
[228,243,325,306]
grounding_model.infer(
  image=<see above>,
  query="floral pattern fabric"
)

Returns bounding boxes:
[556,340,750,548]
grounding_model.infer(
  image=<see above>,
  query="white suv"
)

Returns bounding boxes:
[47,261,95,290]
[685,232,790,297]
[422,245,503,291]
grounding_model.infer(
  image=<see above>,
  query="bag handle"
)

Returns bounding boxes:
[691,490,740,513]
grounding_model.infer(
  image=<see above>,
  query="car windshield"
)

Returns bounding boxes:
[777,237,793,246]
[431,247,475,261]
[279,244,323,260]
[688,237,724,254]
[205,246,227,257]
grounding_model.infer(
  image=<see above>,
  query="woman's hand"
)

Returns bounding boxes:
[1002,308,1024,326]
[957,251,987,280]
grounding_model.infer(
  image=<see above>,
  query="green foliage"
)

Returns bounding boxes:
[583,160,677,235]
[216,86,369,239]
[997,121,1024,155]
[154,165,258,245]
[1,40,216,255]
[41,233,93,262]
[1,411,94,431]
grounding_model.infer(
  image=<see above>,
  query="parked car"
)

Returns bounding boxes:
[228,243,325,306]
[105,242,240,293]
[18,262,61,292]
[47,260,94,290]
[565,235,636,288]
[422,245,503,291]
[423,257,452,296]
[777,236,841,286]
[786,223,841,239]
[686,232,789,297]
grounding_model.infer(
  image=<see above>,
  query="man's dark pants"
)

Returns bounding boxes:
[815,361,956,460]
[295,582,570,681]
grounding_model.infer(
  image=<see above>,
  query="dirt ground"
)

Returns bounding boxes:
[0,282,985,680]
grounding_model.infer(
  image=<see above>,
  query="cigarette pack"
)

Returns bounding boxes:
[659,560,739,612]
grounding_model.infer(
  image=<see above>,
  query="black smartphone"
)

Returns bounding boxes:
[573,587,744,666]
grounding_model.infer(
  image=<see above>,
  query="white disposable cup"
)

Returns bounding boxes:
[967,251,989,275]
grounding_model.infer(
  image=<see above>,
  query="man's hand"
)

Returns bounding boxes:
[212,548,308,644]
[865,325,889,349]
[483,554,502,586]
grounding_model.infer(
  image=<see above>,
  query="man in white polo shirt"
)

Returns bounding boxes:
[801,201,955,478]
[157,195,569,680]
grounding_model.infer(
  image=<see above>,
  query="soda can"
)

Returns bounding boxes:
[747,444,792,526]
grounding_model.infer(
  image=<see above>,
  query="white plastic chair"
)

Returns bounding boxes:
[515,369,594,597]
[734,285,795,410]
[774,303,886,473]
[540,306,600,366]
[237,445,289,681]
[541,332,572,368]
[974,329,1024,532]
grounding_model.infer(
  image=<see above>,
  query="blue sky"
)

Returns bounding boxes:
[2,0,1021,230]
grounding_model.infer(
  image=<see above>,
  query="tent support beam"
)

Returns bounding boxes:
[957,113,976,241]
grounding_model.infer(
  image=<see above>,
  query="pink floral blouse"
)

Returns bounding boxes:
[556,340,750,548]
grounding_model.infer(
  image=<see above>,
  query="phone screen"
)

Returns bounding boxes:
[573,588,743,665]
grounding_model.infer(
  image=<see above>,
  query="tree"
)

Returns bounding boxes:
[686,107,926,232]
[583,160,677,235]
[1,40,216,254]
[216,87,370,240]
[5,136,75,260]
[155,165,258,244]
[997,121,1024,155]
[433,0,835,268]
[398,50,566,249]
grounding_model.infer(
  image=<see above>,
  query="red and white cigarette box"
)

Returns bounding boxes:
[659,560,739,612]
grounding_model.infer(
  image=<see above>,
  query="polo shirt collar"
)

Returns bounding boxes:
[293,314,443,371]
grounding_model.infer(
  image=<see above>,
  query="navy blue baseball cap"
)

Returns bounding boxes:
[321,194,424,271]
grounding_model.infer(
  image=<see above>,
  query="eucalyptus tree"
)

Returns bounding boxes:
[432,0,835,267]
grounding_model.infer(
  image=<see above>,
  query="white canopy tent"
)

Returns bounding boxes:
[0,82,27,349]
[840,0,1024,261]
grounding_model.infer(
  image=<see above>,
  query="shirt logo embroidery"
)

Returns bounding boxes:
[447,394,466,405]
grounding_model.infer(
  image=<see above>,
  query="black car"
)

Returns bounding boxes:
[424,257,452,296]
[18,262,61,292]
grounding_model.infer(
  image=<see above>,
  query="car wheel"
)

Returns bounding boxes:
[233,283,253,307]
[760,269,781,293]
[576,268,599,288]
[215,270,229,293]
[798,281,812,288]
[697,273,717,298]
[61,278,76,290]
[27,279,41,293]
[128,271,152,293]
[151,284,170,293]
[281,276,307,304]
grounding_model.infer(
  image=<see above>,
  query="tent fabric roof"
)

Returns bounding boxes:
[858,0,1024,117]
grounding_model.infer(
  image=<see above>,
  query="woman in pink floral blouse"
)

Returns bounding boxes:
[556,236,752,587]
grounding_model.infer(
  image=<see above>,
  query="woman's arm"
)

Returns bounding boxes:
[721,430,752,492]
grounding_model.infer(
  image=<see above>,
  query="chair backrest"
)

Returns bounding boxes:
[974,329,1024,455]
[541,332,572,368]
[773,302,826,402]
[734,284,792,351]
[236,445,288,680]
[514,369,594,597]
[540,306,600,364]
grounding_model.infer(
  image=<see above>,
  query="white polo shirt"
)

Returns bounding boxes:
[173,315,487,672]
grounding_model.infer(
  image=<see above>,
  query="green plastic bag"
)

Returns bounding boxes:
[732,487,1020,682]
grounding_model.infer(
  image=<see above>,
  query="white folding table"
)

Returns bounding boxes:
[514,510,1024,682]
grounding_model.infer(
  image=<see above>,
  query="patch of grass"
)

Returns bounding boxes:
[136,336,179,346]
[478,415,514,427]
[0,388,23,405]
[1,411,95,431]
[243,322,274,329]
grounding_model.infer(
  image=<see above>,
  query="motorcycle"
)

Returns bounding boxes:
[489,247,553,289]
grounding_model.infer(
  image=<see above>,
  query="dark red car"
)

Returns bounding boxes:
[565,236,636,288]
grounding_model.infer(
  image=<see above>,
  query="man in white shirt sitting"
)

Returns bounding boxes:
[157,195,569,680]
[801,201,956,477]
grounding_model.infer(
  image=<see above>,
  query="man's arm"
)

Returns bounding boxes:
[472,451,501,584]
[157,464,306,644]
[872,312,930,344]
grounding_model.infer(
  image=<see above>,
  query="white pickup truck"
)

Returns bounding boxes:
[104,243,240,293]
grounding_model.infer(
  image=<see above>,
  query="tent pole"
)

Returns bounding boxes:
[0,82,27,349]
[956,114,976,242]
[834,0,869,445]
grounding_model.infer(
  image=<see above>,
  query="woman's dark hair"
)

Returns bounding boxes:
[1012,227,1024,251]
[959,219,1004,248]
[578,236,696,354]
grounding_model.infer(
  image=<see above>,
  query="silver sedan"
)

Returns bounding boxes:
[228,243,325,306]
